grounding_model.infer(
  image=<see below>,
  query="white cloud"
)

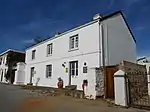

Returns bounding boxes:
[107,0,115,10]
[134,26,145,31]
[127,0,142,7]
[23,39,34,44]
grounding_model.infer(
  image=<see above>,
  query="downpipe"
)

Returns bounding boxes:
[98,20,106,98]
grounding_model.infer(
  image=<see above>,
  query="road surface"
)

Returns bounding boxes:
[0,83,39,112]
[0,83,149,112]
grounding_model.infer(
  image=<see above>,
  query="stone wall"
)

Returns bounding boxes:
[119,61,148,105]
[95,67,104,97]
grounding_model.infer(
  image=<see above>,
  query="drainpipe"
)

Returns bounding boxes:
[98,20,106,98]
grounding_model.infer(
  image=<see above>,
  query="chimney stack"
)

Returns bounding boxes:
[93,13,102,20]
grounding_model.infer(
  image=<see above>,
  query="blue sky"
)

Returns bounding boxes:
[0,0,150,57]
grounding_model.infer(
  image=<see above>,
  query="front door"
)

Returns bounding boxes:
[30,67,34,84]
[69,61,78,85]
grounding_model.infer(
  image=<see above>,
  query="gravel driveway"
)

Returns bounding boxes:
[0,83,149,112]
[0,83,39,112]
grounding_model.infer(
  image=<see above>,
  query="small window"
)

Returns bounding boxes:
[69,61,78,76]
[69,35,79,50]
[83,66,87,73]
[46,64,52,78]
[47,43,53,56]
[32,50,36,60]
[0,58,2,65]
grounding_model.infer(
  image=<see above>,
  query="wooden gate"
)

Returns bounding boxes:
[105,66,118,99]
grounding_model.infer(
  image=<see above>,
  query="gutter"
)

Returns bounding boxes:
[98,20,106,98]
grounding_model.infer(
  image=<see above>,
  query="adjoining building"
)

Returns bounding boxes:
[0,49,25,83]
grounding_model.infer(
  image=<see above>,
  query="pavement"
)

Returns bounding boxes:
[0,83,149,112]
[0,83,39,112]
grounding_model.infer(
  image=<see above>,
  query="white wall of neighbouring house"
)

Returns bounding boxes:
[138,61,150,73]
[102,14,136,66]
[25,21,101,90]
[0,54,8,83]
[14,62,26,85]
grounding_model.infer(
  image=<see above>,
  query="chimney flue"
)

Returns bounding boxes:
[93,14,102,20]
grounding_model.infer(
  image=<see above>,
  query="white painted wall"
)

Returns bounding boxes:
[114,70,128,106]
[25,13,137,93]
[0,54,8,83]
[25,22,100,90]
[84,68,97,99]
[103,14,136,66]
[14,62,26,85]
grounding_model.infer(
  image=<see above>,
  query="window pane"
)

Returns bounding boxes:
[32,50,36,59]
[76,69,78,76]
[47,45,50,54]
[75,61,78,75]
[47,43,53,55]
[72,69,75,75]
[76,61,78,68]
[46,65,52,78]
[70,37,74,49]
[50,44,53,54]
[75,36,78,48]
[72,62,75,69]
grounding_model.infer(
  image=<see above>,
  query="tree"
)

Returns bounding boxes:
[24,36,48,50]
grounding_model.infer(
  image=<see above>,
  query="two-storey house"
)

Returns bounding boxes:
[25,11,136,96]
[0,49,25,83]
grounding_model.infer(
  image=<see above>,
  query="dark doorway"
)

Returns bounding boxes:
[1,70,3,81]
[10,69,16,84]
[30,67,35,84]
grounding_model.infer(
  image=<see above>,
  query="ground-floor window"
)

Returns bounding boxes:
[69,61,78,76]
[46,64,52,78]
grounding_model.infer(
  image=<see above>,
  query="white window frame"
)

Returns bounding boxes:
[69,34,79,50]
[69,61,78,77]
[46,64,52,78]
[47,43,53,56]
[32,50,36,60]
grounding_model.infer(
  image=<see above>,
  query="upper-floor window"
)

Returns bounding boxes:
[46,64,52,78]
[69,34,79,50]
[32,50,36,60]
[0,58,2,65]
[47,43,53,56]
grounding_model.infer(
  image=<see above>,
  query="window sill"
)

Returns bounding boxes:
[72,75,78,78]
[46,54,52,57]
[46,77,52,79]
[68,48,79,52]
